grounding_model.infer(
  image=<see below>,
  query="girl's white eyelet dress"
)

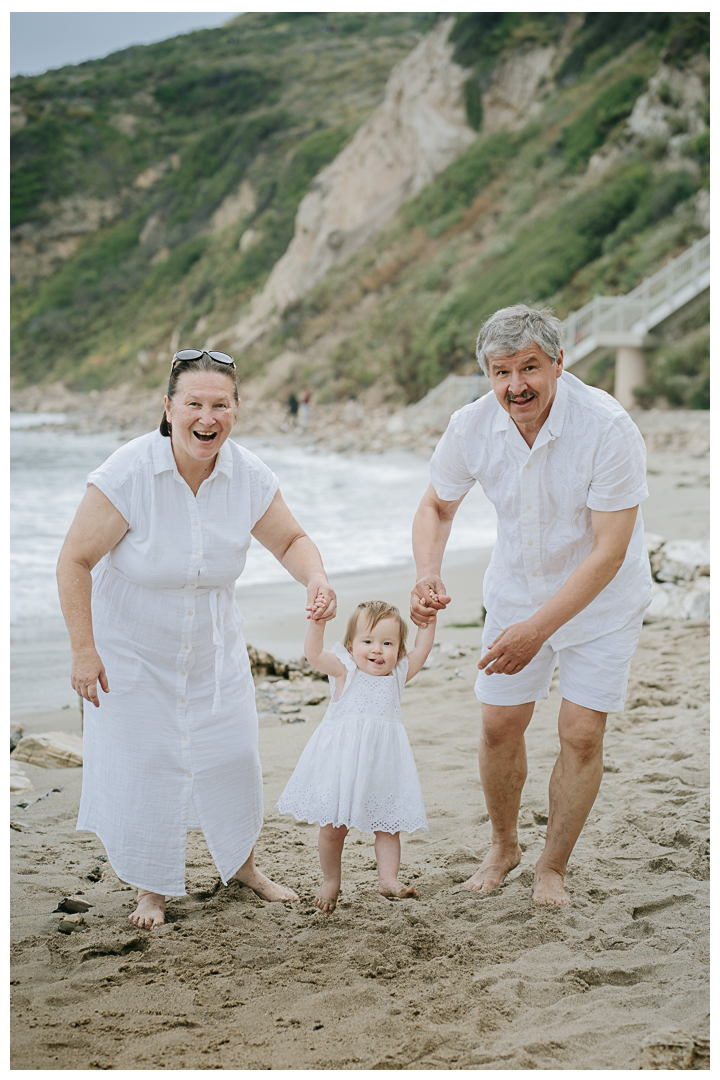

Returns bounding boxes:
[276,642,428,835]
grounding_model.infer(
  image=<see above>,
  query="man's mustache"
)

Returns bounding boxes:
[506,391,536,403]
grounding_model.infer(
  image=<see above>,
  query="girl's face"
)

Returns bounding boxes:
[349,616,401,676]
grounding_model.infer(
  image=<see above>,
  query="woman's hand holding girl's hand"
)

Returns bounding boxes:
[70,647,109,708]
[306,578,337,621]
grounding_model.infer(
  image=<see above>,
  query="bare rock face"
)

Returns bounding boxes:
[481,45,556,133]
[11,195,121,285]
[217,18,475,353]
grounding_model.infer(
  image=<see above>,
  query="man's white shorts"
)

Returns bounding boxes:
[475,611,645,714]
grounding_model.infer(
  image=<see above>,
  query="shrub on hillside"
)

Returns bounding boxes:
[635,328,709,410]
[560,75,646,171]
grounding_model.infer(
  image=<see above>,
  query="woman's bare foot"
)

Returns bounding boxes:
[128,890,165,930]
[231,863,299,903]
[533,865,570,906]
[378,878,418,900]
[460,841,522,895]
[314,882,340,913]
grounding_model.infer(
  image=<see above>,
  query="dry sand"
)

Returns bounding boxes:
[10,431,709,1070]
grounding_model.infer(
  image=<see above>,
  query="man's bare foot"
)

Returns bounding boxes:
[231,865,299,903]
[314,882,340,913]
[128,890,165,930]
[533,865,570,906]
[460,841,522,895]
[378,878,418,900]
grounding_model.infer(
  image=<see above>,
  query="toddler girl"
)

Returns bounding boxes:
[277,599,436,913]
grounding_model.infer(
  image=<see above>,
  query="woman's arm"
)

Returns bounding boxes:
[405,618,437,682]
[251,490,337,622]
[56,484,129,706]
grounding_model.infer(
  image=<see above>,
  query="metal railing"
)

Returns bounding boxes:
[563,233,709,366]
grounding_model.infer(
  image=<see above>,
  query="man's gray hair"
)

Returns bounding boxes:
[475,304,564,375]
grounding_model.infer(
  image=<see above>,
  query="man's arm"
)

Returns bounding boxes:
[410,484,466,627]
[480,505,639,676]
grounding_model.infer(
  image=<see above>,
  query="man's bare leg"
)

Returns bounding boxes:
[231,847,299,902]
[461,701,535,894]
[129,889,165,929]
[533,699,606,906]
[316,824,348,913]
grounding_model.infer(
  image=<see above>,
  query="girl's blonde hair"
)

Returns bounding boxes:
[343,601,409,660]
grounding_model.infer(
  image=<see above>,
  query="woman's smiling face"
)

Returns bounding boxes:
[164,370,238,471]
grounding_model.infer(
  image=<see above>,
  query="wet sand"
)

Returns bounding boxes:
[10,436,709,1070]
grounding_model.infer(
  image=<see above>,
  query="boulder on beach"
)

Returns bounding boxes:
[11,731,83,769]
[10,760,33,792]
[656,539,710,583]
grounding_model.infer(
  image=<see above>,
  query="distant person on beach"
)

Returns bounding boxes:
[410,305,652,906]
[277,599,435,913]
[299,387,311,430]
[57,348,336,930]
[287,392,299,421]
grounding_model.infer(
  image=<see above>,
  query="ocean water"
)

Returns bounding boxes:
[11,424,496,644]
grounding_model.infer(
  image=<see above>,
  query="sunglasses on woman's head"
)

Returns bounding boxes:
[171,349,236,370]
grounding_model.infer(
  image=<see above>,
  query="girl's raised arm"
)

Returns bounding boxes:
[405,617,437,682]
[305,618,346,679]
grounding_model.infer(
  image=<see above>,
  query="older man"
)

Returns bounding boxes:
[411,304,652,905]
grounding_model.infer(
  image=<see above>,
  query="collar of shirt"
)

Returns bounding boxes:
[151,429,234,483]
[491,371,568,452]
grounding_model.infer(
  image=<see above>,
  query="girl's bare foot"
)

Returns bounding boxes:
[231,864,299,903]
[378,878,418,900]
[314,882,340,913]
[128,890,165,930]
[460,841,522,895]
[533,865,571,906]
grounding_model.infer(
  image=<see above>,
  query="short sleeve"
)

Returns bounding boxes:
[328,641,356,702]
[394,655,410,694]
[238,448,279,529]
[87,458,133,524]
[429,415,477,501]
[330,641,356,672]
[587,415,649,512]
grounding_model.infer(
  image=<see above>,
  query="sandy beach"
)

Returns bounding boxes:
[10,422,709,1070]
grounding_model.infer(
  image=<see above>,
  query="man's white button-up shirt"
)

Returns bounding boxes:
[429,372,653,650]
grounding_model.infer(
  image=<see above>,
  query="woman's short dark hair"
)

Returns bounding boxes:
[160,354,240,436]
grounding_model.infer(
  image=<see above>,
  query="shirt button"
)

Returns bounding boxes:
[526,463,531,469]
[184,737,189,742]
[196,552,201,557]
[187,773,193,779]
[181,699,186,704]
[532,572,537,577]
[185,645,190,650]
[528,540,534,546]
[526,504,532,509]
[194,520,199,525]
[188,610,193,616]
[181,671,186,676]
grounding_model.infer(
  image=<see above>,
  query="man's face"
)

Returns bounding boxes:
[487,344,563,431]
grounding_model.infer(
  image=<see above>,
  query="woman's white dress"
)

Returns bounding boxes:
[76,429,278,896]
[276,643,427,834]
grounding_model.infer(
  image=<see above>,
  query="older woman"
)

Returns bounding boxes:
[57,349,336,929]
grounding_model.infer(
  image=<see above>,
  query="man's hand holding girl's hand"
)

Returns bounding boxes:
[410,577,450,627]
[306,577,337,621]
